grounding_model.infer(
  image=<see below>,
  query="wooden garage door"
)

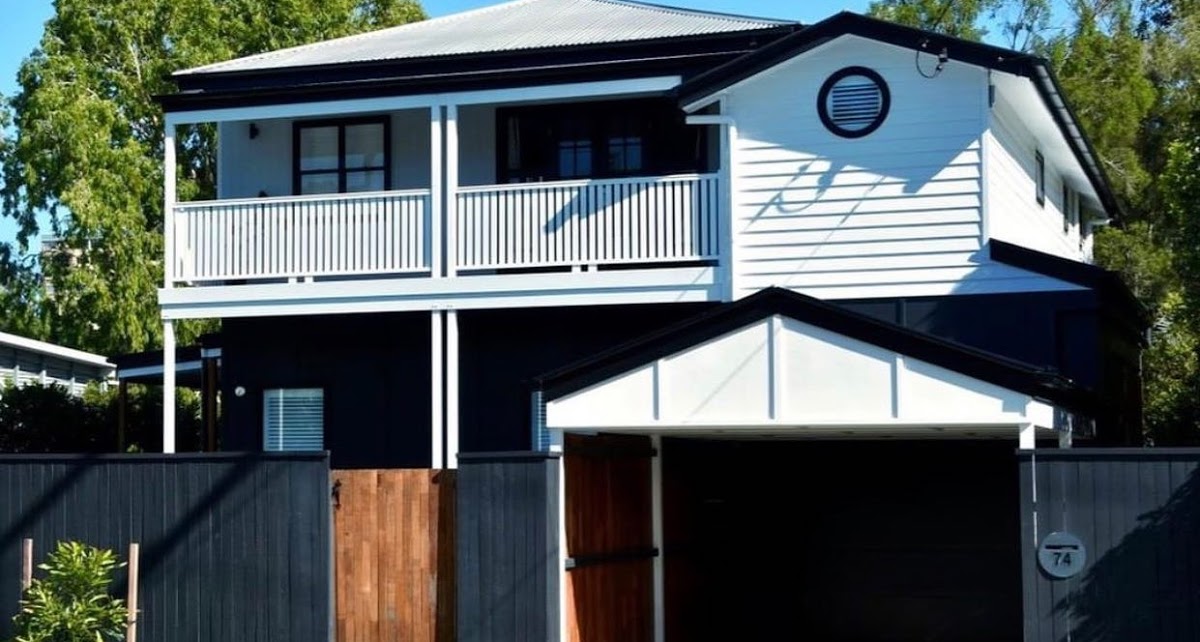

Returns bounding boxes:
[564,433,655,642]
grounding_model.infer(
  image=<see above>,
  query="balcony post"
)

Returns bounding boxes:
[163,119,176,289]
[430,106,444,278]
[446,309,459,469]
[431,311,444,469]
[446,104,459,277]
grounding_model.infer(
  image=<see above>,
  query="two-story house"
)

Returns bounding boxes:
[154,2,1144,640]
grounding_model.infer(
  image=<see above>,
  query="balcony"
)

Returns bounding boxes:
[159,86,728,318]
[171,173,720,284]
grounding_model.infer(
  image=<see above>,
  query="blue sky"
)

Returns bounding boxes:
[0,0,865,249]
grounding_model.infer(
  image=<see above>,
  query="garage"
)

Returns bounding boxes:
[662,438,1021,641]
[541,289,1088,642]
[560,434,1022,642]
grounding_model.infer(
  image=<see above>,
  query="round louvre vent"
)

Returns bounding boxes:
[817,66,890,138]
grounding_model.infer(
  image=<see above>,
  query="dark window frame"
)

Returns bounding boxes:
[1035,151,1046,207]
[1062,183,1070,233]
[495,99,709,183]
[292,115,392,195]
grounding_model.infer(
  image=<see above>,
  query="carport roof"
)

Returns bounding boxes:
[533,286,1094,415]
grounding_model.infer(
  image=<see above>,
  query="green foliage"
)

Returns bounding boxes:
[0,383,203,453]
[11,541,127,642]
[0,0,425,356]
[1046,2,1155,198]
[867,0,1004,40]
[868,0,1200,442]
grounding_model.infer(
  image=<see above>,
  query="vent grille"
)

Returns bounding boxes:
[828,79,883,129]
[264,388,324,452]
[818,67,890,138]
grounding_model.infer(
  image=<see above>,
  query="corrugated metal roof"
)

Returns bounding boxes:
[177,0,792,76]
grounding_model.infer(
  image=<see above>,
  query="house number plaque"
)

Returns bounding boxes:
[1038,531,1086,579]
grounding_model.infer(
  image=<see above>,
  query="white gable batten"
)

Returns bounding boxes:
[545,314,1057,438]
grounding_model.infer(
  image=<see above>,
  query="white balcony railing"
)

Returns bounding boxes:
[174,190,431,282]
[170,174,720,284]
[455,173,720,270]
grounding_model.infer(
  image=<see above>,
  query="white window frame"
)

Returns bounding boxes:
[263,387,325,452]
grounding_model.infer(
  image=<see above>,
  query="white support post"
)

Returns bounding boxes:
[430,106,444,279]
[551,430,568,642]
[431,311,444,469]
[724,118,740,301]
[446,310,459,469]
[163,122,177,289]
[650,434,665,642]
[1019,422,1036,450]
[445,104,459,278]
[162,320,176,454]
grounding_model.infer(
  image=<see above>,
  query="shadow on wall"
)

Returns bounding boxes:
[736,125,983,286]
[1056,467,1200,641]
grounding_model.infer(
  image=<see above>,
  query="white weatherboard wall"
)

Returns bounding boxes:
[216,108,432,199]
[721,36,1078,300]
[987,94,1085,261]
[546,315,1055,435]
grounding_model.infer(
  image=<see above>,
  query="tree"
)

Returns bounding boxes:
[868,0,1004,40]
[1045,1,1155,199]
[0,0,425,356]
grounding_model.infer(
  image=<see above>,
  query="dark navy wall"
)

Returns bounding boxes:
[221,312,431,469]
[217,288,1140,464]
[458,303,712,452]
[838,290,1143,443]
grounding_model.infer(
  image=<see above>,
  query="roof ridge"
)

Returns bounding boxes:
[178,0,542,76]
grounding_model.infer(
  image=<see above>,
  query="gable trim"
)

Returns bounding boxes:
[533,286,1093,414]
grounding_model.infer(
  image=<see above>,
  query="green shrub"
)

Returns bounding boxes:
[12,541,128,642]
[0,382,203,453]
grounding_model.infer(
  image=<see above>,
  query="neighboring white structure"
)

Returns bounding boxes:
[0,331,115,394]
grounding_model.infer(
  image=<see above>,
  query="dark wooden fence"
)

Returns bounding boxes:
[0,452,331,642]
[457,452,561,642]
[1020,448,1200,642]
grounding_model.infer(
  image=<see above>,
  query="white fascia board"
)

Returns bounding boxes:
[545,417,1037,430]
[158,267,718,319]
[117,360,203,379]
[684,114,733,126]
[167,76,682,125]
[0,331,114,369]
[546,420,1061,440]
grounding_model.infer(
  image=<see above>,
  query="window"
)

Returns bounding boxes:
[1062,184,1070,233]
[498,100,708,183]
[263,388,324,451]
[1062,184,1079,234]
[1035,151,1046,207]
[817,66,891,139]
[293,117,390,195]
